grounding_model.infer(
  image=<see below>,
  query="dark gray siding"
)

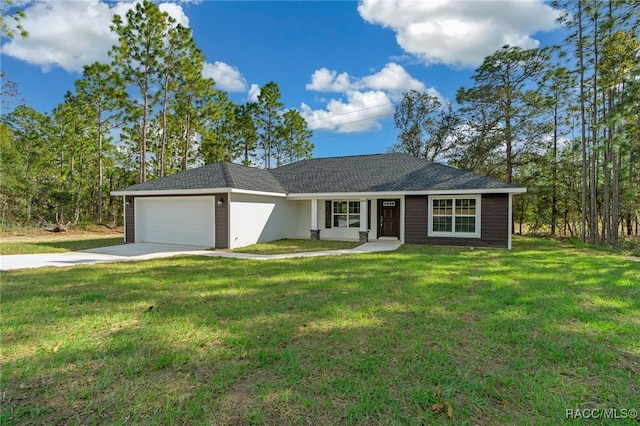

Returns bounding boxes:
[405,194,509,248]
[478,194,510,248]
[214,193,229,249]
[405,195,428,244]
[125,196,135,243]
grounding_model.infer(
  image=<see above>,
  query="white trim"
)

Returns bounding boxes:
[134,197,139,243]
[111,187,287,197]
[231,188,287,197]
[310,198,318,230]
[212,196,217,248]
[428,195,481,239]
[227,195,231,248]
[400,196,405,243]
[508,193,513,250]
[113,188,228,196]
[286,188,525,199]
[122,196,127,242]
[112,187,525,198]
[359,199,368,232]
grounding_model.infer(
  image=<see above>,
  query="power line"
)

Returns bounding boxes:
[310,131,364,143]
[308,110,395,134]
[303,101,396,124]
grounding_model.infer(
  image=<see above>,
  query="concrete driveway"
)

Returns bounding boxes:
[1,241,402,271]
[0,243,211,271]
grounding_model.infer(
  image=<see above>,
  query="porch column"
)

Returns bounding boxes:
[310,198,320,240]
[358,199,369,242]
[508,193,513,250]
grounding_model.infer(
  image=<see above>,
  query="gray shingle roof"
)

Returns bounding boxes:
[115,153,523,194]
[115,162,286,194]
[270,153,522,193]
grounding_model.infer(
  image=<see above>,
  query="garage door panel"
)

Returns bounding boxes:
[136,196,215,247]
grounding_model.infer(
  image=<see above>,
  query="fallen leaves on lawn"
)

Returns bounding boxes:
[430,385,454,419]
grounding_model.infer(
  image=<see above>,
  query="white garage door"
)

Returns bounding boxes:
[135,196,215,247]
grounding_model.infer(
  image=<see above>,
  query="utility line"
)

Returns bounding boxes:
[308,114,396,142]
[303,101,396,124]
[307,111,395,134]
[310,132,365,143]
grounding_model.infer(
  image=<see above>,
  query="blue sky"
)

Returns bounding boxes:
[1,0,562,159]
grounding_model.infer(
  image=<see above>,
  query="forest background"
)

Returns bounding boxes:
[1,0,638,249]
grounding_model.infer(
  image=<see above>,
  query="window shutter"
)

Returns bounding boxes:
[325,200,332,228]
[367,200,371,230]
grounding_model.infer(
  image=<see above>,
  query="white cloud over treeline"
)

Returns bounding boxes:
[1,0,247,92]
[358,0,560,68]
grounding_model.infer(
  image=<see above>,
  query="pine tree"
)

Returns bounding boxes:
[235,103,259,166]
[279,109,313,166]
[256,82,284,169]
[109,0,167,183]
[74,62,126,223]
[457,46,551,183]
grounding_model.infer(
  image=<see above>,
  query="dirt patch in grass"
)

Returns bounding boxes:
[1,226,123,243]
[212,369,262,424]
[0,227,124,255]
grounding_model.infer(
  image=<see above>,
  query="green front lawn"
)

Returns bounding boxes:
[232,238,360,254]
[0,237,124,255]
[1,237,639,425]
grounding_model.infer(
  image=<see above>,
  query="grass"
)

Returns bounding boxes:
[232,238,361,255]
[0,237,124,255]
[566,235,640,258]
[1,236,639,425]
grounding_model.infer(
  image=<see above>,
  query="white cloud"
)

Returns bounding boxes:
[306,62,424,100]
[358,0,560,68]
[248,83,261,102]
[2,0,119,72]
[158,2,189,27]
[202,61,247,92]
[302,63,439,133]
[300,90,394,134]
[306,68,354,92]
[1,0,190,72]
[360,63,425,98]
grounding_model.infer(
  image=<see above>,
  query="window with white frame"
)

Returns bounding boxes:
[333,201,360,228]
[428,196,481,238]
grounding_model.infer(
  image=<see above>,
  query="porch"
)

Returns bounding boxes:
[291,196,405,244]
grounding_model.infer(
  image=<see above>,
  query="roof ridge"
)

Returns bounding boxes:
[274,152,402,165]
[220,162,234,187]
[221,161,288,193]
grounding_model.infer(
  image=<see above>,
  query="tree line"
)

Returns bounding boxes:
[1,1,313,228]
[2,0,637,247]
[390,0,639,248]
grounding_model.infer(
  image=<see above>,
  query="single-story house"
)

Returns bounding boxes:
[111,153,526,249]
